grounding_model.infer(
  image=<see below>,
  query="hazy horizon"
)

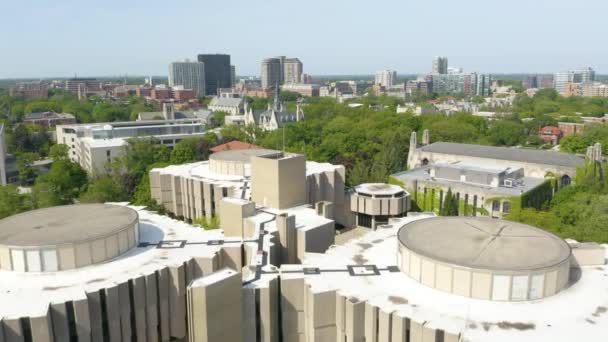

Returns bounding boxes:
[2,0,608,79]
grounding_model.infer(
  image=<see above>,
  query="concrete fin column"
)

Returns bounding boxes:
[1,318,23,342]
[304,286,336,342]
[103,285,121,342]
[409,318,422,342]
[364,302,379,342]
[187,268,243,342]
[72,295,92,342]
[85,291,103,342]
[144,272,159,342]
[258,275,280,342]
[277,214,297,265]
[157,267,171,341]
[377,309,392,342]
[50,303,69,341]
[241,287,257,342]
[194,254,219,277]
[391,311,409,342]
[168,264,187,339]
[220,245,243,272]
[131,276,148,342]
[280,267,306,341]
[29,311,53,342]
[118,282,132,341]
[344,296,365,342]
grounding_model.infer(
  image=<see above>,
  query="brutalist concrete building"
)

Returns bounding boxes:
[1,159,606,341]
[1,206,607,342]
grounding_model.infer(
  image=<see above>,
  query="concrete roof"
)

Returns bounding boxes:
[392,165,546,196]
[209,97,243,107]
[398,217,571,271]
[303,215,608,342]
[0,203,231,318]
[418,142,585,167]
[209,149,281,162]
[210,140,262,152]
[0,204,138,247]
[354,183,404,196]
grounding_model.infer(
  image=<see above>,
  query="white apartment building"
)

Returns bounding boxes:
[56,119,210,174]
[375,69,397,88]
[168,60,206,97]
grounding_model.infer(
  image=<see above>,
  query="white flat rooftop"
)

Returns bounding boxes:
[0,203,239,319]
[302,215,608,342]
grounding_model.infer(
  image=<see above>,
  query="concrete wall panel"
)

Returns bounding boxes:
[471,272,492,300]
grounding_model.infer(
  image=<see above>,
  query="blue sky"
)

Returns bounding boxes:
[1,0,607,78]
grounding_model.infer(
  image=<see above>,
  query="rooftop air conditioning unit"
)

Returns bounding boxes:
[504,179,514,188]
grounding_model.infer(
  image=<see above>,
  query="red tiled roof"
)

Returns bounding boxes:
[540,126,561,136]
[210,141,262,152]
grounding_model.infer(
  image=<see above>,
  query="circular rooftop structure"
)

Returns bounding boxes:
[209,149,281,176]
[397,216,571,301]
[0,204,139,272]
[353,183,405,197]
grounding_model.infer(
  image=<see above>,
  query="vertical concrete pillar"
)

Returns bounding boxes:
[280,267,306,341]
[1,318,24,342]
[168,264,187,340]
[304,287,336,342]
[157,267,171,342]
[50,303,69,341]
[85,291,103,342]
[258,276,280,342]
[0,320,5,342]
[409,318,425,342]
[118,282,132,341]
[72,295,92,342]
[277,214,297,265]
[29,312,53,342]
[220,245,243,272]
[144,272,159,342]
[364,302,378,342]
[103,285,121,342]
[344,297,365,342]
[377,309,392,342]
[131,276,148,342]
[391,311,409,342]
[187,268,243,342]
[194,253,219,277]
[241,287,257,342]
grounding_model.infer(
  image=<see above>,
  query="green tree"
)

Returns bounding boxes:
[487,120,526,146]
[32,159,88,207]
[213,111,228,126]
[193,216,220,230]
[80,176,127,203]
[559,135,589,154]
[0,185,34,218]
[49,144,70,161]
[439,188,459,216]
[110,138,170,197]
[17,152,39,185]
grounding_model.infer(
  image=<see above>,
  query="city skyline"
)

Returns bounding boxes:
[1,0,608,78]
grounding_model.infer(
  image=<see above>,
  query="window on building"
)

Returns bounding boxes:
[357,213,372,228]
[492,200,500,211]
[503,202,511,213]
